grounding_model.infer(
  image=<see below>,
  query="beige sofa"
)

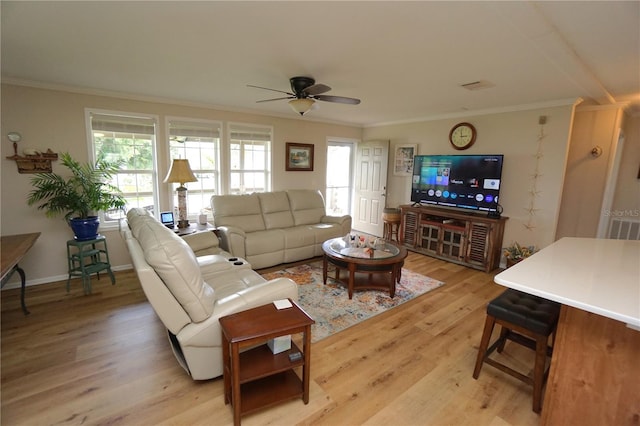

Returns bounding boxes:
[121,208,298,380]
[211,189,352,269]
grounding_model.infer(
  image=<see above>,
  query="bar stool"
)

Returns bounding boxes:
[472,288,560,413]
[382,208,401,242]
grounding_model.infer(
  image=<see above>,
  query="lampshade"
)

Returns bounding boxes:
[163,159,197,185]
[289,98,315,116]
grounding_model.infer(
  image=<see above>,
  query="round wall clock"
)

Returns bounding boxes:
[449,122,477,150]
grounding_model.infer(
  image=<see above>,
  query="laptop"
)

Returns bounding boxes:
[160,211,175,228]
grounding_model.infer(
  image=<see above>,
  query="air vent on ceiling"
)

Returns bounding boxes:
[461,80,495,91]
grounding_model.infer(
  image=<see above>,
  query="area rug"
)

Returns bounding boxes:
[261,261,444,342]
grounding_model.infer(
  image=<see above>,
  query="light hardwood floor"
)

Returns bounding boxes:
[1,253,541,425]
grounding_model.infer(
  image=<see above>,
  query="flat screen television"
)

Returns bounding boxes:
[411,154,504,213]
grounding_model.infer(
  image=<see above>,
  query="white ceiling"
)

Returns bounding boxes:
[2,1,639,126]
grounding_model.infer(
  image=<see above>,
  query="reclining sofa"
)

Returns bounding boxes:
[211,189,352,269]
[121,208,298,380]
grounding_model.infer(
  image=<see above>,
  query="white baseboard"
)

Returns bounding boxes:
[1,264,133,290]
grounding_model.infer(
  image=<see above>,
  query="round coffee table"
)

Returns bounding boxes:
[321,237,408,299]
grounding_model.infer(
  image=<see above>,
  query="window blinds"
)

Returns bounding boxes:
[169,121,220,139]
[229,124,271,142]
[90,113,155,135]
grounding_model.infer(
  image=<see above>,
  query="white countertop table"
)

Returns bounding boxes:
[494,237,640,327]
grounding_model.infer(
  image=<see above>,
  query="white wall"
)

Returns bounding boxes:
[555,105,625,239]
[1,83,361,285]
[363,105,575,251]
[9,81,628,286]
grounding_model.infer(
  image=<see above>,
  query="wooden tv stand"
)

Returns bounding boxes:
[399,205,507,272]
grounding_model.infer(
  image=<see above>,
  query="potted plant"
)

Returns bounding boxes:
[27,152,126,241]
[503,242,536,268]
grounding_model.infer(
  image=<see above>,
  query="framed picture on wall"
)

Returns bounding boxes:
[286,142,314,171]
[393,144,417,176]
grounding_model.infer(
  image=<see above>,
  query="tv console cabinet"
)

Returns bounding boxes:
[399,205,507,272]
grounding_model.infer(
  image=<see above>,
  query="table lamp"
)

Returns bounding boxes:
[163,159,197,228]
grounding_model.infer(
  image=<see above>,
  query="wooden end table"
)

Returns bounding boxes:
[219,299,315,426]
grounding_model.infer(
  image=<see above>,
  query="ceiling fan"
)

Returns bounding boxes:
[248,76,361,116]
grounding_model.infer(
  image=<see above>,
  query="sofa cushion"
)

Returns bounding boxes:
[258,191,294,229]
[287,189,326,226]
[203,268,267,300]
[282,226,316,249]
[197,254,234,275]
[211,194,265,232]
[132,215,215,322]
[244,229,285,256]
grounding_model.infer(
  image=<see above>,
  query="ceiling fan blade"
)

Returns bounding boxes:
[247,84,294,96]
[256,96,295,103]
[302,83,331,96]
[314,94,361,105]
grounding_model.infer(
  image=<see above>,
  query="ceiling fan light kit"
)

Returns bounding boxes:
[289,98,315,115]
[249,76,360,116]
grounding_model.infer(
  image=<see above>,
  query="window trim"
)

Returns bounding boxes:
[85,108,160,229]
[165,116,222,218]
[226,122,273,194]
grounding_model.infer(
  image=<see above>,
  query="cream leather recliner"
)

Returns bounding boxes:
[121,208,298,380]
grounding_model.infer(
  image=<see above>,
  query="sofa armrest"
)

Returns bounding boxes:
[181,231,223,257]
[322,214,352,235]
[216,225,247,258]
[322,214,352,227]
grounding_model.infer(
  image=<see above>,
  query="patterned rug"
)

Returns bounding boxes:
[261,260,445,342]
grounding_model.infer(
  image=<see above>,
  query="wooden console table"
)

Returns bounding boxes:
[400,205,507,272]
[1,232,41,315]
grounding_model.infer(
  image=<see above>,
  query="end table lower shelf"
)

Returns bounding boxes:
[239,366,303,415]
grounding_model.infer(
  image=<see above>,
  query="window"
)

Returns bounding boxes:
[87,110,158,223]
[168,119,221,216]
[228,124,272,194]
[326,140,355,216]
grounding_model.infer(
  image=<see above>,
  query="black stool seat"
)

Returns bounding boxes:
[473,288,561,413]
[487,289,560,335]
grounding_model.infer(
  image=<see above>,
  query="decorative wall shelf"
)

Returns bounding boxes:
[6,151,58,173]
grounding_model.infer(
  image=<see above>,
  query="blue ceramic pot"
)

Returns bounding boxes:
[69,216,100,241]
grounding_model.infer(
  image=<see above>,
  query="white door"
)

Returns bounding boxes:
[352,140,389,236]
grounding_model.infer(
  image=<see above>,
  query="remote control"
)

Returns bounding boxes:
[288,352,302,362]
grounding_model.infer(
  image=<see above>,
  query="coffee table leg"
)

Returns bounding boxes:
[348,263,356,299]
[390,265,398,298]
[322,255,328,284]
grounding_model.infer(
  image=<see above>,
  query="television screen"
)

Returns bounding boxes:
[411,154,504,213]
